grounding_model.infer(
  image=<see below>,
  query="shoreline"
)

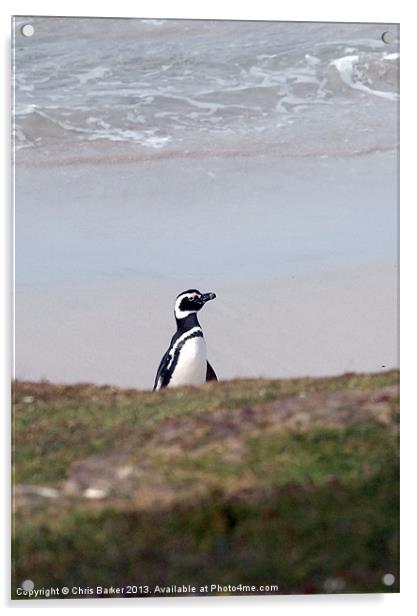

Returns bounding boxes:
[14,141,399,169]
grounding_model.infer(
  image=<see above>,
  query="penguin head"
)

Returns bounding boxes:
[174,289,216,320]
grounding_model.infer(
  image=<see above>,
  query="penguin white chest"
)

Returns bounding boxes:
[169,335,207,387]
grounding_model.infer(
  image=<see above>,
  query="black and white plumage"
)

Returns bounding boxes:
[153,289,217,390]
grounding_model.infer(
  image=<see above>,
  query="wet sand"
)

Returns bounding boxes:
[14,152,398,388]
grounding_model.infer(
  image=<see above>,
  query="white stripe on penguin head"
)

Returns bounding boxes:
[174,291,200,320]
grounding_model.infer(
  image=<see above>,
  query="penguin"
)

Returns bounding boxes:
[153,289,217,390]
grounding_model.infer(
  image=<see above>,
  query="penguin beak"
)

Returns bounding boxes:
[200,292,216,303]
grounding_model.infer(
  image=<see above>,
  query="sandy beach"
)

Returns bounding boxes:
[15,260,397,388]
[14,152,398,389]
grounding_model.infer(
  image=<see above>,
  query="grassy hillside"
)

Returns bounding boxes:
[12,371,399,598]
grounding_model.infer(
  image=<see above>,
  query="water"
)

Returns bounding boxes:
[15,153,398,287]
[12,17,399,164]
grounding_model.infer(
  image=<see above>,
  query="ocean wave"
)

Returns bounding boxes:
[330,54,398,100]
[12,18,399,163]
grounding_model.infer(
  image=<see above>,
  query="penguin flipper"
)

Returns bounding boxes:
[153,350,170,391]
[206,361,218,382]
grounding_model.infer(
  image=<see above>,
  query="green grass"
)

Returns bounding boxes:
[12,371,399,597]
[13,371,398,486]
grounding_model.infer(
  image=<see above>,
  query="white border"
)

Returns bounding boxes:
[2,1,414,614]
[1,0,403,23]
